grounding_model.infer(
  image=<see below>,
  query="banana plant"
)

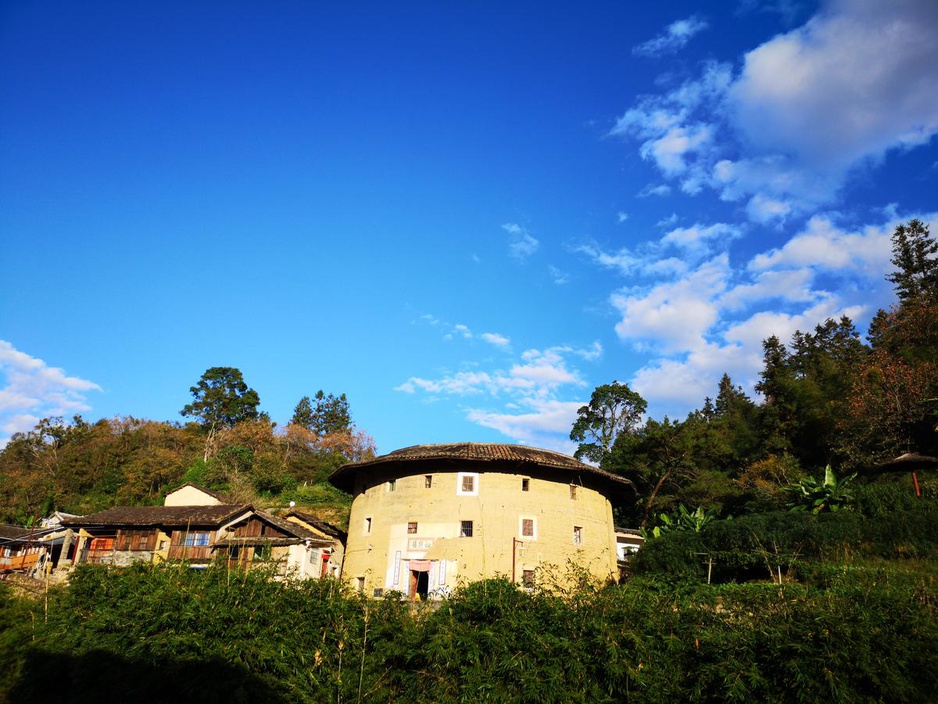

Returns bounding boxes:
[786,465,856,513]
[644,503,718,538]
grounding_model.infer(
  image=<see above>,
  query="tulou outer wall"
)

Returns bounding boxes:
[341,464,619,598]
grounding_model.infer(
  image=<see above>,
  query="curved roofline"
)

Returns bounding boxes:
[328,442,633,498]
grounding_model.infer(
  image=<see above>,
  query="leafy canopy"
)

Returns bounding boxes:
[180,367,261,430]
[291,390,351,437]
[570,381,646,463]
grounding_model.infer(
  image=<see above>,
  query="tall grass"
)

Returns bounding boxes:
[3,561,935,703]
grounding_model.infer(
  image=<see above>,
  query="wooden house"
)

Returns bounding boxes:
[62,484,347,579]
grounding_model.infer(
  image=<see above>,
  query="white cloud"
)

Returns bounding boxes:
[577,221,741,288]
[0,341,102,445]
[660,222,743,252]
[615,0,938,221]
[719,268,816,311]
[548,265,570,285]
[611,255,730,353]
[503,222,540,260]
[395,371,494,396]
[617,211,629,223]
[587,208,930,413]
[730,0,938,169]
[749,214,895,276]
[467,399,582,454]
[481,332,511,348]
[638,183,673,198]
[612,62,732,196]
[396,344,597,448]
[633,16,709,57]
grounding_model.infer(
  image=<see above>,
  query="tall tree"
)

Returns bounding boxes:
[291,396,316,429]
[886,219,938,302]
[570,381,646,464]
[180,367,262,432]
[291,391,352,437]
[840,221,938,464]
[312,390,352,437]
[606,416,695,527]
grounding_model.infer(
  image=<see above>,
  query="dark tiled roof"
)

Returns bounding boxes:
[63,505,249,528]
[329,442,633,497]
[221,511,334,547]
[285,511,348,542]
[0,524,33,541]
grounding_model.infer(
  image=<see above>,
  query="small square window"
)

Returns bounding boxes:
[460,520,473,538]
[570,484,578,500]
[457,472,479,496]
[573,526,583,544]
[522,569,535,587]
[521,519,534,538]
[425,475,433,488]
[408,521,418,534]
[522,478,530,492]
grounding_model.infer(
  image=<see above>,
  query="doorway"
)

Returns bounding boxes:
[410,569,429,600]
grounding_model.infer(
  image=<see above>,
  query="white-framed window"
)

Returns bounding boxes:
[573,526,583,545]
[522,569,535,587]
[457,472,479,496]
[184,532,211,547]
[519,517,537,539]
[408,521,418,534]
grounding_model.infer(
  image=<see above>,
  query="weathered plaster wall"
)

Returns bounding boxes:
[342,467,618,597]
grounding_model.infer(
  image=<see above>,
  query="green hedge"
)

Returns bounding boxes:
[634,485,938,582]
[3,564,936,703]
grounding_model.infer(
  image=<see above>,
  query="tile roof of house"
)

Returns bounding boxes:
[256,512,330,543]
[329,442,634,500]
[0,524,33,541]
[285,510,348,542]
[63,505,250,528]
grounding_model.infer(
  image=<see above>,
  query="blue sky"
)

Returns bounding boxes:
[2,0,937,456]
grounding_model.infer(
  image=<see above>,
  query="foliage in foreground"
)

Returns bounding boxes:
[2,562,935,704]
[634,482,938,582]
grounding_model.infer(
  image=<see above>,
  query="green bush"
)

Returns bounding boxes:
[6,562,936,703]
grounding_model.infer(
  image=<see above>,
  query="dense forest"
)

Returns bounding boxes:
[0,384,374,525]
[0,221,936,703]
[1,220,936,530]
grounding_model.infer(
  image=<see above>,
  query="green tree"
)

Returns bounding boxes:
[312,390,351,437]
[605,416,696,527]
[570,381,646,463]
[291,391,351,437]
[886,218,938,302]
[180,367,262,431]
[291,396,315,429]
